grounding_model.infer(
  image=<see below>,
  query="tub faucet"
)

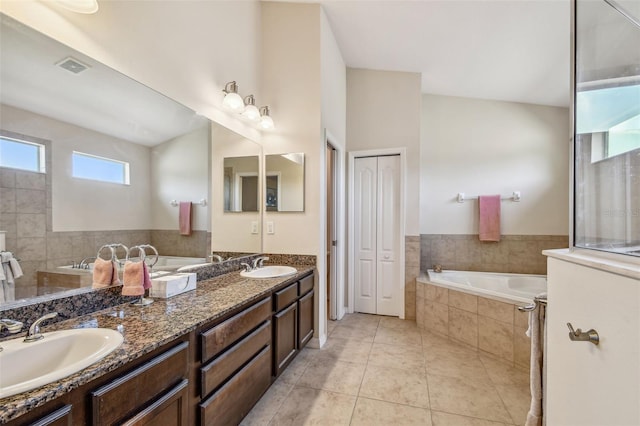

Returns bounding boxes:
[253,256,269,269]
[0,318,23,334]
[433,264,443,273]
[79,256,96,269]
[24,312,58,343]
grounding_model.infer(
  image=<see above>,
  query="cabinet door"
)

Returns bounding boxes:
[122,379,189,426]
[298,290,314,349]
[273,302,298,377]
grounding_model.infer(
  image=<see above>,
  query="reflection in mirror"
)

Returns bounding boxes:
[211,123,262,253]
[265,153,305,212]
[0,14,259,307]
[223,156,259,212]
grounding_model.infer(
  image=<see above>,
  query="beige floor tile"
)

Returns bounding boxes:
[315,336,372,364]
[268,386,356,426]
[427,374,512,423]
[378,316,419,330]
[278,348,316,385]
[351,397,432,426]
[423,332,478,356]
[327,319,339,334]
[330,323,377,342]
[495,383,531,425]
[241,380,293,426]
[431,411,512,426]
[297,358,366,396]
[374,325,423,347]
[368,342,425,371]
[338,312,381,328]
[480,355,530,386]
[359,364,430,408]
[425,348,489,380]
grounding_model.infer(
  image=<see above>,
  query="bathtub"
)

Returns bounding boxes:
[422,269,546,304]
[416,269,547,367]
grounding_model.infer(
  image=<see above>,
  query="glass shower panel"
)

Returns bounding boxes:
[574,0,640,256]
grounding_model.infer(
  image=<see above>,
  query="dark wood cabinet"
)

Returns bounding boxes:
[298,289,314,349]
[30,405,72,426]
[121,379,189,426]
[91,341,189,426]
[273,301,298,376]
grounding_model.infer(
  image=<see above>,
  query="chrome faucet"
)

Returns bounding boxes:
[240,262,253,272]
[79,256,97,269]
[0,318,23,334]
[209,253,223,263]
[24,312,59,343]
[252,256,269,270]
[433,264,443,273]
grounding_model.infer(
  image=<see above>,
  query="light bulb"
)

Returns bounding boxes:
[242,95,260,121]
[260,115,274,130]
[222,81,244,112]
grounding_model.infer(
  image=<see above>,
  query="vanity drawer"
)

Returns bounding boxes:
[299,273,314,296]
[201,297,271,363]
[91,341,189,426]
[274,282,298,311]
[201,320,271,397]
[200,345,272,426]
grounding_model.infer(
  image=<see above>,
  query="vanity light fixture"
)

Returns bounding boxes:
[242,95,260,121]
[222,81,244,112]
[55,0,99,14]
[259,106,275,130]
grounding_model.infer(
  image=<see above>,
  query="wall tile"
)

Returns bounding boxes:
[448,307,478,347]
[478,297,514,324]
[514,306,530,329]
[0,213,17,239]
[1,188,16,213]
[17,237,46,261]
[425,300,448,336]
[514,326,531,370]
[416,294,425,327]
[425,283,448,304]
[15,171,46,190]
[0,168,16,188]
[16,188,45,213]
[16,213,46,238]
[448,289,477,313]
[479,316,514,362]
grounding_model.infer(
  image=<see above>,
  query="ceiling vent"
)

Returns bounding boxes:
[56,57,90,74]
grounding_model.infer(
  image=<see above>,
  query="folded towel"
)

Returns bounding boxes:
[479,195,501,242]
[92,258,120,289]
[179,202,192,236]
[8,258,23,279]
[0,262,6,281]
[122,260,145,296]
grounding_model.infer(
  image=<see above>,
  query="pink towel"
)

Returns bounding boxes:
[92,258,121,289]
[179,202,192,236]
[479,195,501,242]
[122,260,144,296]
[142,262,152,290]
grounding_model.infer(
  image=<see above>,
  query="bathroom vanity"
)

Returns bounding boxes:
[0,267,315,425]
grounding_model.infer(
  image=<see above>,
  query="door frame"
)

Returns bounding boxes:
[348,148,406,319]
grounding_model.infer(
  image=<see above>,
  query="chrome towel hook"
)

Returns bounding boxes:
[567,323,600,346]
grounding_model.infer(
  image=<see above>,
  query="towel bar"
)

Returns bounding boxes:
[170,199,207,207]
[457,192,521,203]
[518,295,547,312]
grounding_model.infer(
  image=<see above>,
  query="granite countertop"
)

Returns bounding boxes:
[0,266,314,424]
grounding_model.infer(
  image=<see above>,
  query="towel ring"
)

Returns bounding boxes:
[139,244,159,268]
[127,245,147,262]
[97,245,116,261]
[108,243,129,264]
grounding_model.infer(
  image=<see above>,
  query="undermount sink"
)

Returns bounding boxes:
[0,328,123,398]
[240,265,297,279]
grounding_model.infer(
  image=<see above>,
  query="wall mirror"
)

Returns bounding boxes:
[265,153,305,212]
[0,13,260,307]
[223,156,260,212]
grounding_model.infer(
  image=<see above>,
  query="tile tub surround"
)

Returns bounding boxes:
[420,234,569,275]
[405,235,421,320]
[416,281,531,370]
[0,265,315,423]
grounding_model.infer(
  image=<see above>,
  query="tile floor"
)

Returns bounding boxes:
[242,313,531,426]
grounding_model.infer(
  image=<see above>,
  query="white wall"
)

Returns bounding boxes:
[1,103,151,231]
[0,0,262,143]
[211,123,262,253]
[346,68,422,236]
[320,9,347,143]
[150,124,210,231]
[261,2,322,256]
[420,94,570,235]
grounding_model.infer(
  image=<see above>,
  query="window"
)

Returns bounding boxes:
[0,136,46,172]
[72,151,130,185]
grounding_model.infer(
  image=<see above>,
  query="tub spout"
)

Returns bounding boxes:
[433,264,443,273]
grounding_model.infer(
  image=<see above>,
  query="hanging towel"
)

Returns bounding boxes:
[179,202,192,236]
[8,258,23,279]
[525,292,547,426]
[92,258,120,289]
[122,260,145,296]
[478,195,501,242]
[142,262,152,290]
